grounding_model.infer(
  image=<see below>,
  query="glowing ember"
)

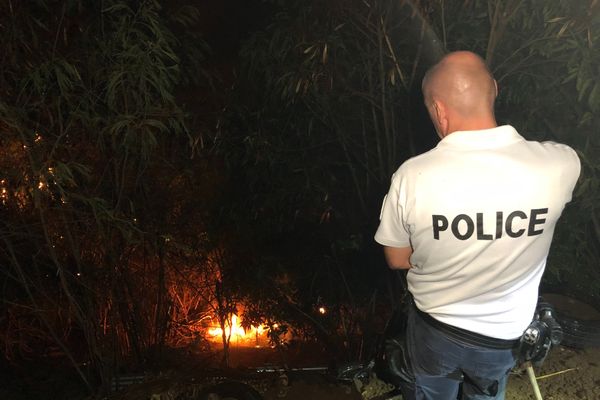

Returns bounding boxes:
[318,306,326,315]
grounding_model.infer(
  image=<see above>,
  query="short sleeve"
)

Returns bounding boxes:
[563,146,581,203]
[374,171,411,247]
[544,141,581,203]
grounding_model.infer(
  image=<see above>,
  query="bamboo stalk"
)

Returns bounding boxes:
[537,368,577,380]
[525,362,544,400]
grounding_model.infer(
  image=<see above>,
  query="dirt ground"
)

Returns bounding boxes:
[221,341,600,400]
[252,344,600,400]
[505,345,600,400]
[5,341,595,400]
[247,293,600,400]
[242,345,599,400]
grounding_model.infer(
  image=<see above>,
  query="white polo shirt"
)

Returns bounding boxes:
[375,125,580,339]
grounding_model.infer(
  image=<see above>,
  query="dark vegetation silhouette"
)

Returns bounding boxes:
[0,0,598,396]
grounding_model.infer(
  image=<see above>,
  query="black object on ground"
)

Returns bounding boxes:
[542,293,600,349]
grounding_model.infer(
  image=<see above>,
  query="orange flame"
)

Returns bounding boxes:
[207,314,267,346]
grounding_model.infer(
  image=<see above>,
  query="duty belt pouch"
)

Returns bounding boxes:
[517,296,563,366]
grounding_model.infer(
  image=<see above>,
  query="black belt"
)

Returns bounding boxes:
[415,307,520,350]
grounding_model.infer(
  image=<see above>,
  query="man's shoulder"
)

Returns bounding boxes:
[537,140,578,155]
[392,147,443,176]
[528,139,580,166]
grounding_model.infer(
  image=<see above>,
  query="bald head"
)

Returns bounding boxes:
[422,51,497,127]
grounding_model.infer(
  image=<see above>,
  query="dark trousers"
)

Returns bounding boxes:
[405,307,517,400]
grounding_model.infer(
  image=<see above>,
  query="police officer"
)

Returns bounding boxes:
[375,51,580,399]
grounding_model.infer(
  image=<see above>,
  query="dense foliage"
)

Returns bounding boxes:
[224,0,600,308]
[0,0,599,394]
[0,0,217,391]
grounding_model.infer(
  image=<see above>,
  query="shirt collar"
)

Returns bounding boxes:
[436,125,524,150]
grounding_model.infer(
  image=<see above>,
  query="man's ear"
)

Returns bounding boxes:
[433,101,442,120]
[433,100,449,138]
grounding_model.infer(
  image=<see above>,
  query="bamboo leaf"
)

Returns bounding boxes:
[588,81,600,112]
